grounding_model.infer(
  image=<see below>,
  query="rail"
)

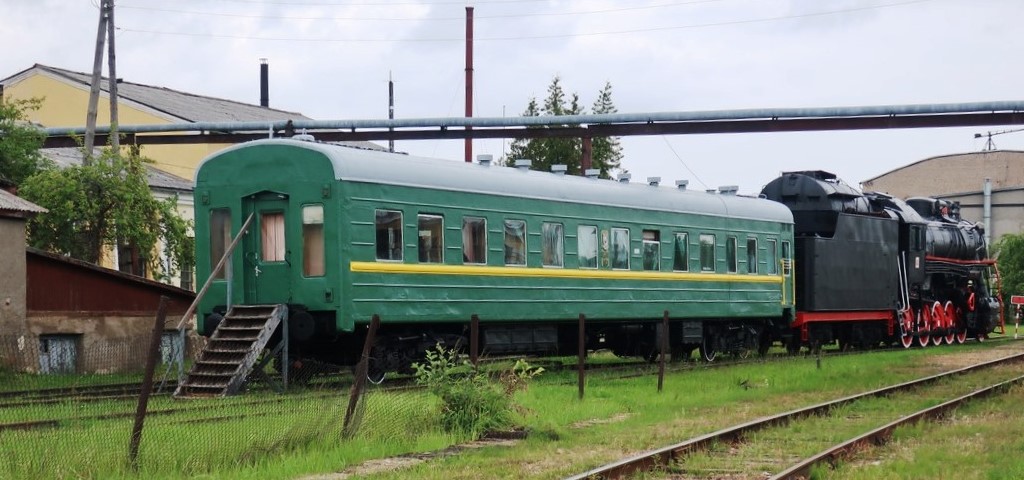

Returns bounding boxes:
[159,212,255,390]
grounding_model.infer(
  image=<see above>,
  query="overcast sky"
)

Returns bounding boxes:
[2,0,1022,194]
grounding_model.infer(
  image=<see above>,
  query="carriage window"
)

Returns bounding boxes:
[418,214,444,263]
[782,240,792,275]
[462,217,487,264]
[611,228,630,270]
[642,230,660,271]
[261,212,286,262]
[726,236,737,273]
[578,225,598,269]
[209,208,231,279]
[542,222,564,267]
[673,233,688,272]
[746,237,757,274]
[766,239,778,275]
[504,219,527,266]
[375,210,403,261]
[700,234,716,272]
[302,205,325,277]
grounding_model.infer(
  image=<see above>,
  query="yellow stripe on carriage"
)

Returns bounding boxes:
[349,261,784,284]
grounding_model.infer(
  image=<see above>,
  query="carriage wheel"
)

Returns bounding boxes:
[699,335,718,363]
[899,309,914,349]
[930,301,945,346]
[943,301,957,345]
[917,307,931,347]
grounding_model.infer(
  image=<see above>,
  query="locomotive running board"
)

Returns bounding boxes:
[174,304,288,398]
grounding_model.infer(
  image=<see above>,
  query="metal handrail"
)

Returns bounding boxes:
[160,212,255,391]
[174,212,255,331]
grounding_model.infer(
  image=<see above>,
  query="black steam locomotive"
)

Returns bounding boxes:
[761,171,1002,351]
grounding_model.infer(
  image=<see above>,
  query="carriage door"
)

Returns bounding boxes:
[243,194,292,305]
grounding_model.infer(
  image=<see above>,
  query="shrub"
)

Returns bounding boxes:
[412,346,541,436]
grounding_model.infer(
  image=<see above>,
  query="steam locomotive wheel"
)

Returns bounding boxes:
[899,309,914,349]
[943,301,957,345]
[930,301,945,346]
[954,306,968,344]
[917,307,931,347]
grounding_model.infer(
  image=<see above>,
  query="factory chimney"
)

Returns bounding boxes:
[260,58,269,108]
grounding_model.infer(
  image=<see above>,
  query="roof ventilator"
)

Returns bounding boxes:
[618,173,631,184]
[551,164,567,176]
[718,185,739,195]
[676,180,689,191]
[647,176,661,186]
[514,159,532,171]
[477,154,493,166]
[293,129,316,142]
[584,169,600,179]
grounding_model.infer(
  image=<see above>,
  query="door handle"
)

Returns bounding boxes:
[254,264,262,277]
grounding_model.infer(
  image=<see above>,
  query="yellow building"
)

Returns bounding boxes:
[1,63,315,180]
[1,64,377,288]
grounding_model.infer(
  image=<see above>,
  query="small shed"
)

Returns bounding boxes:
[18,248,196,374]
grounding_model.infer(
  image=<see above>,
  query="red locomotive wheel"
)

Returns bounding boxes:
[899,309,914,349]
[917,307,931,348]
[931,301,945,346]
[955,306,968,344]
[943,301,957,345]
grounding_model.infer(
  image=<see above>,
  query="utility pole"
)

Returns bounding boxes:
[464,6,473,163]
[388,72,395,153]
[84,0,111,163]
[106,0,119,151]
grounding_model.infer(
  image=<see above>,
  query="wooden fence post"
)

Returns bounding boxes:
[128,295,168,470]
[343,315,381,437]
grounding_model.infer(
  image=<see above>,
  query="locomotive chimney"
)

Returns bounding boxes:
[675,179,689,190]
[259,58,269,108]
[585,169,600,179]
[551,165,567,176]
[647,176,661,186]
[718,185,739,195]
[477,154,492,166]
[514,159,531,171]
[618,173,631,184]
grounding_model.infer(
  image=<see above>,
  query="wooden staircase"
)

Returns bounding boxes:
[174,304,287,398]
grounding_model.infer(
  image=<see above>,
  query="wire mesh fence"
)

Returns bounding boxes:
[0,330,443,479]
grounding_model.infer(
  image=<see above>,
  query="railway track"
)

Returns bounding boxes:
[565,350,1024,479]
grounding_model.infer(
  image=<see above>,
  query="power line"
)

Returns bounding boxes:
[117,0,935,43]
[119,0,725,22]
[661,137,708,191]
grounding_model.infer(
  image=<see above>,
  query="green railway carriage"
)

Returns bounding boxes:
[194,138,795,371]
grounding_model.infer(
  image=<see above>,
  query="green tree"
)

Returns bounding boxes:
[994,232,1024,314]
[504,76,623,178]
[590,81,624,177]
[19,146,193,281]
[0,97,49,185]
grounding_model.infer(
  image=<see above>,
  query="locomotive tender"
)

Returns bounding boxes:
[192,139,999,376]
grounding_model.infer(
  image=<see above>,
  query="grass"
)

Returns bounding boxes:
[1,340,1022,479]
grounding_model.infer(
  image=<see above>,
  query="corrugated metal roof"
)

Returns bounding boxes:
[35,64,310,123]
[5,64,386,152]
[40,147,194,192]
[0,189,47,217]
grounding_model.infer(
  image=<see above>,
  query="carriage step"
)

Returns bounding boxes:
[174,304,287,398]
